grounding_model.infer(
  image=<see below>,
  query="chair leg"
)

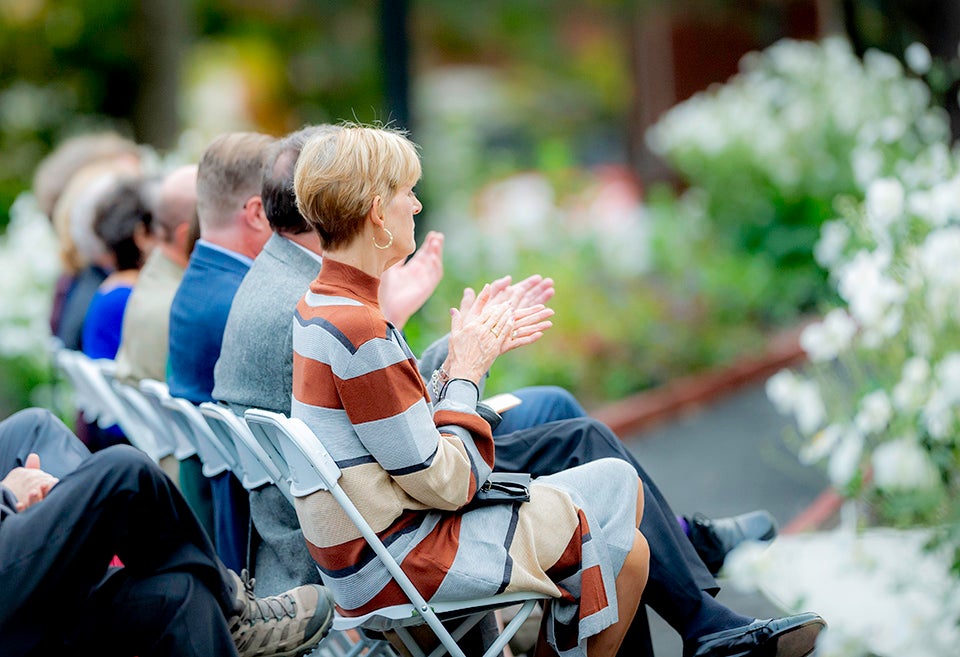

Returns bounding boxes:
[480,600,540,657]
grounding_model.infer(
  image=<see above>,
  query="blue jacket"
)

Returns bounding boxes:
[168,242,251,404]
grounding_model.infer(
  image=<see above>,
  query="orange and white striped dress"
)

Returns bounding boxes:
[291,259,639,656]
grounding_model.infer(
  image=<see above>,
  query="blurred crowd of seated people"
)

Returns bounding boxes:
[10,127,825,657]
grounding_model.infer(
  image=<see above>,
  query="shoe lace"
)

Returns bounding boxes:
[238,569,298,623]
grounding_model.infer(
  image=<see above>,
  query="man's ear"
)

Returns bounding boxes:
[243,195,270,232]
[172,221,191,254]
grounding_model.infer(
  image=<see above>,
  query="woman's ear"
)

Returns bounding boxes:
[370,195,384,227]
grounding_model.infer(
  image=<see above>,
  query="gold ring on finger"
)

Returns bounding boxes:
[490,328,499,338]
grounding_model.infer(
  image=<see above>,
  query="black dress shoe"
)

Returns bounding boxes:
[687,510,779,574]
[685,612,826,657]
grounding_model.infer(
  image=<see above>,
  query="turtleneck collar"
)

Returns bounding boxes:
[313,257,381,308]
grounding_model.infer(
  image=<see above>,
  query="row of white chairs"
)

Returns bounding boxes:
[52,346,545,657]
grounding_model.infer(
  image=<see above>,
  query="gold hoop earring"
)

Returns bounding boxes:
[373,228,393,250]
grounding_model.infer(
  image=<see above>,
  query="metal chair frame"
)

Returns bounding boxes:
[243,408,546,657]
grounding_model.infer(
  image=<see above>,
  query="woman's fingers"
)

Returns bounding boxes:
[459,286,477,315]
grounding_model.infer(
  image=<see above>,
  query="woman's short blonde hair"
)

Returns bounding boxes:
[294,123,421,251]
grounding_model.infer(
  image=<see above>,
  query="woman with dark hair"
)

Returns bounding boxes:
[81,176,157,360]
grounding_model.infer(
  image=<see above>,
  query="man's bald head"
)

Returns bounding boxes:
[156,164,198,244]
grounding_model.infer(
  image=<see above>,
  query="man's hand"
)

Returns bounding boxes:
[485,274,555,353]
[380,231,445,329]
[499,274,555,310]
[1,453,58,511]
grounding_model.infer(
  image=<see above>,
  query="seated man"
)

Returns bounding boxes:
[168,132,276,573]
[214,126,813,657]
[0,407,335,657]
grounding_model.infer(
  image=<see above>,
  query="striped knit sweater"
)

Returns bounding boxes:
[291,260,497,609]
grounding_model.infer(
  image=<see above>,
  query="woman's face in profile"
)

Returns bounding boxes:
[382,183,422,257]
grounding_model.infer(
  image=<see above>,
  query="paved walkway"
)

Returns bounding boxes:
[616,380,829,655]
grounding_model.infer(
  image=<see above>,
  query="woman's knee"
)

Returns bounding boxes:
[628,530,650,584]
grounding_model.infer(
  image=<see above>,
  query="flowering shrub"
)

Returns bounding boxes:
[0,192,62,412]
[766,145,960,564]
[647,37,950,321]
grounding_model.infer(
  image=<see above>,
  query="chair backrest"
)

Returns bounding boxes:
[240,410,438,612]
[160,394,237,478]
[55,349,174,463]
[199,402,282,492]
[242,409,330,498]
[108,378,176,463]
[54,349,113,425]
[138,379,198,460]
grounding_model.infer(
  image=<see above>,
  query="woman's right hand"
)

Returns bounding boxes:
[446,280,514,384]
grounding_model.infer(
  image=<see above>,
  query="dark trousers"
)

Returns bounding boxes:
[0,424,240,657]
[0,408,90,477]
[494,417,719,653]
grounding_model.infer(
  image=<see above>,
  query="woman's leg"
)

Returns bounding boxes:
[534,480,649,657]
[586,481,648,657]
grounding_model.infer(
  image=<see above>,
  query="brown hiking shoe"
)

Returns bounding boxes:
[228,569,335,657]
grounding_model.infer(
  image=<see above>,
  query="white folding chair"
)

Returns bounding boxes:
[111,379,181,454]
[54,349,172,463]
[160,394,238,479]
[54,349,113,427]
[138,379,198,461]
[243,409,547,657]
[199,402,284,494]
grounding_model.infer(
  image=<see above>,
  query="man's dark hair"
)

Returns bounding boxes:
[261,125,339,234]
[93,177,154,271]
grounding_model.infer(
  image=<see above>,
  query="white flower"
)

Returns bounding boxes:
[905,42,933,75]
[852,146,884,190]
[865,178,905,238]
[922,391,953,440]
[893,357,931,411]
[837,249,906,330]
[766,370,826,435]
[855,390,893,435]
[934,352,960,402]
[872,437,939,490]
[828,429,864,487]
[800,309,858,362]
[814,220,851,269]
[918,227,960,322]
[907,176,960,227]
[800,424,844,464]
[794,380,827,436]
[766,369,800,415]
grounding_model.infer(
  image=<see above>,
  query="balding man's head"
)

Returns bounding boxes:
[156,164,198,243]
